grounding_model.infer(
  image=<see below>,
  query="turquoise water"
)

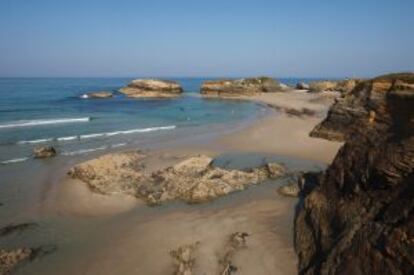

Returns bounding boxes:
[0,78,268,163]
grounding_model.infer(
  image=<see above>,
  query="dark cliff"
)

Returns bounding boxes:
[295,73,414,275]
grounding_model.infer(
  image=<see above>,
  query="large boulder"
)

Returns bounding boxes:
[295,73,414,274]
[200,77,284,97]
[68,153,286,205]
[119,79,183,98]
[33,146,56,159]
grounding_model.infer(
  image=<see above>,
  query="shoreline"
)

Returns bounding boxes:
[1,89,343,274]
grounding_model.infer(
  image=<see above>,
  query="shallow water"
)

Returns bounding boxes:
[0,78,269,163]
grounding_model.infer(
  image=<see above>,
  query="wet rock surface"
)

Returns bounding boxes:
[119,79,183,98]
[68,152,286,205]
[0,223,56,275]
[33,146,56,159]
[295,73,414,274]
[200,77,284,97]
[82,91,113,98]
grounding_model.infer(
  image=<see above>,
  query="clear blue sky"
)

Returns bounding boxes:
[0,0,413,78]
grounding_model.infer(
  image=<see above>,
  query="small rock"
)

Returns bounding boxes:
[296,82,310,90]
[277,181,300,197]
[81,91,113,99]
[33,146,56,159]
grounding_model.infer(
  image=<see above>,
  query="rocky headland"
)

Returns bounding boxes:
[68,152,286,205]
[200,77,286,97]
[119,79,183,98]
[294,73,414,274]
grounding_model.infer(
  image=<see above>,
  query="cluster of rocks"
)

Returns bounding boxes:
[78,77,367,100]
[119,79,183,98]
[200,77,286,97]
[170,232,249,275]
[68,152,286,205]
[295,73,414,274]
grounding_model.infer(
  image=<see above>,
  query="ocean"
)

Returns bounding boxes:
[0,77,314,164]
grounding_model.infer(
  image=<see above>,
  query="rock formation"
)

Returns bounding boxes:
[308,79,362,93]
[119,79,183,98]
[200,77,284,97]
[33,146,56,159]
[81,91,113,99]
[68,152,286,205]
[295,73,414,274]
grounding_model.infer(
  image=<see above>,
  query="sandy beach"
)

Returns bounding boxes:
[26,90,342,275]
[1,89,343,275]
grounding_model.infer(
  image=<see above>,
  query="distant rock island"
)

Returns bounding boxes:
[295,72,414,274]
[119,79,183,98]
[200,77,286,97]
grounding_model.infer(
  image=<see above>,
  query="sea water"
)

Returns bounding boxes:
[0,78,268,164]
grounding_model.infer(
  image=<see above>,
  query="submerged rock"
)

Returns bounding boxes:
[33,146,56,159]
[68,153,286,205]
[81,91,113,99]
[119,79,183,98]
[295,73,414,274]
[200,77,284,97]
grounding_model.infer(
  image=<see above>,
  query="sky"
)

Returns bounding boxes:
[0,0,413,78]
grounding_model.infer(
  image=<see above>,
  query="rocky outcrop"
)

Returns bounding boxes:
[295,73,414,274]
[33,146,56,159]
[81,91,113,99]
[0,248,32,275]
[68,152,286,205]
[200,77,284,97]
[308,79,362,93]
[120,79,183,98]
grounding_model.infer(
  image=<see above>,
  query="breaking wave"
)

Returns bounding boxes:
[0,117,90,129]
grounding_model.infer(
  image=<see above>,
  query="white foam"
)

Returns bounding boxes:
[17,138,54,145]
[80,133,106,139]
[62,146,108,156]
[0,117,90,129]
[80,94,89,99]
[1,157,29,164]
[80,125,176,139]
[57,136,78,142]
[15,125,176,145]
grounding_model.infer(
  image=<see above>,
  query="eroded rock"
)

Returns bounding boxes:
[201,77,284,97]
[295,73,414,274]
[119,79,183,98]
[68,153,286,205]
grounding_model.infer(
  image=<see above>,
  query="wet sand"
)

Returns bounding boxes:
[2,90,342,275]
